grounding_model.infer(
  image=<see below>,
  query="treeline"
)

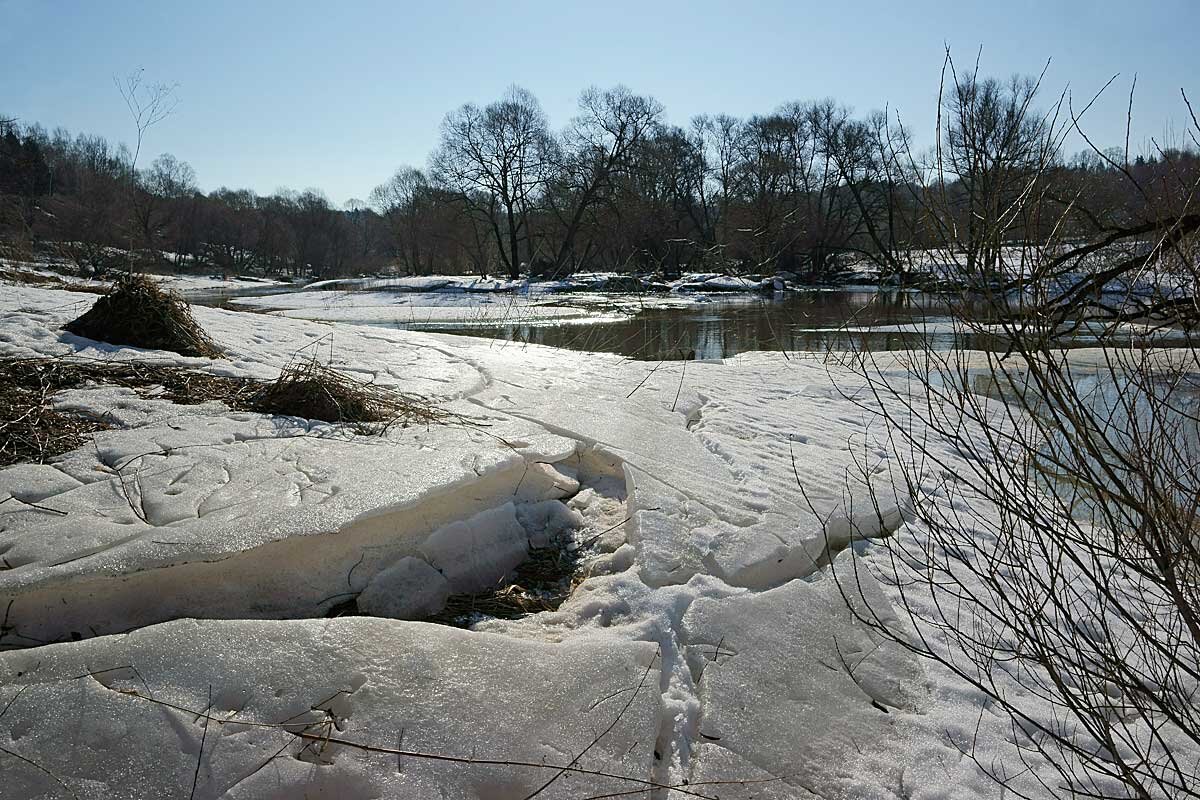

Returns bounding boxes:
[1,77,1196,280]
[0,120,370,278]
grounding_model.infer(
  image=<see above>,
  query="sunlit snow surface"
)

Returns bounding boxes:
[0,283,1153,798]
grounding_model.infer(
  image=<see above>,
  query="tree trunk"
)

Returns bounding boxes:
[505,203,521,280]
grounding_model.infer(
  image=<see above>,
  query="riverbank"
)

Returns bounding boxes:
[2,277,1192,798]
[0,280,1053,798]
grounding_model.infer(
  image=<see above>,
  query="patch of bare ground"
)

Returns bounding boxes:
[425,538,585,625]
[322,537,586,626]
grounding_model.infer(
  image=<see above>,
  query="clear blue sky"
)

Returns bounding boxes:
[2,0,1196,205]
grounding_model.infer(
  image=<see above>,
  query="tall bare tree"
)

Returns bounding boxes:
[432,86,552,279]
[939,62,1057,276]
[114,69,178,261]
[544,86,663,275]
[371,166,431,274]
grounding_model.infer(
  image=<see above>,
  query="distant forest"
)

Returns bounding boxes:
[1,77,1196,281]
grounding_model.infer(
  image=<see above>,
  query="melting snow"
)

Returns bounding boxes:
[0,282,1114,797]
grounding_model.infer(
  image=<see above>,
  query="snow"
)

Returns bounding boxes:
[0,278,1157,796]
[157,274,296,293]
[0,285,588,645]
[226,270,781,326]
[0,401,583,644]
[231,286,735,324]
[418,503,531,593]
[237,294,598,326]
[0,284,485,395]
[0,617,661,800]
[679,554,992,798]
[683,275,768,292]
[300,275,526,293]
[355,557,450,619]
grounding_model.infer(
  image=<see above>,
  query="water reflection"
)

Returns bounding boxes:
[414,291,973,359]
[200,286,1184,360]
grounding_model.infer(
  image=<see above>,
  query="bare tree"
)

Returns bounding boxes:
[132,152,195,252]
[371,166,431,274]
[821,109,919,279]
[939,60,1058,276]
[694,113,743,247]
[544,86,664,275]
[431,86,553,279]
[829,61,1200,798]
[792,99,868,277]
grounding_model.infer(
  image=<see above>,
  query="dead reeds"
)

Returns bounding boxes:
[63,272,220,357]
[425,538,583,626]
[246,359,447,429]
[0,357,254,467]
[0,351,452,468]
[0,361,108,468]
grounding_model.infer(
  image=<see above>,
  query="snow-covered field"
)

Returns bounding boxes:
[0,282,1167,798]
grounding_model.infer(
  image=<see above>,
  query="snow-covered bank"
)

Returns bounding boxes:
[226,274,781,327]
[230,289,601,326]
[297,272,780,295]
[0,282,1140,797]
[0,258,296,294]
[156,273,295,293]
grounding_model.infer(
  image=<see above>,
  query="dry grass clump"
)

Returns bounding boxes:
[0,352,447,467]
[0,361,108,467]
[1,357,252,406]
[425,540,583,626]
[246,359,447,429]
[63,272,220,357]
[0,357,255,467]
